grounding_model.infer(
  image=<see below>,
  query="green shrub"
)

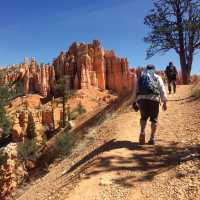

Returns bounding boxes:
[26,114,36,139]
[69,111,79,120]
[0,86,12,142]
[55,131,75,155]
[17,139,39,160]
[0,86,12,106]
[77,102,86,114]
[0,152,8,166]
[69,102,86,120]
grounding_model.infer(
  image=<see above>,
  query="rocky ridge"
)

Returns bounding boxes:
[0,40,136,97]
[53,40,136,95]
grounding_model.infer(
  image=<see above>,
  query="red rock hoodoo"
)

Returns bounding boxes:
[53,40,136,95]
[0,40,137,96]
[0,57,56,97]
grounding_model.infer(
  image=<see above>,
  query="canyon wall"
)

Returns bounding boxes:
[2,40,185,97]
[53,40,136,95]
[0,57,56,97]
[0,41,136,96]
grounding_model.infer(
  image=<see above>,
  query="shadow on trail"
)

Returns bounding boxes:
[66,139,141,174]
[168,95,192,102]
[168,95,200,103]
[61,139,200,188]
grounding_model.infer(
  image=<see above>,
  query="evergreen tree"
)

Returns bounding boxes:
[0,86,11,141]
[55,76,73,128]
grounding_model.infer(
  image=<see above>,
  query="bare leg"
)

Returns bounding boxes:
[173,80,176,93]
[140,119,147,134]
[139,119,147,144]
[150,122,157,140]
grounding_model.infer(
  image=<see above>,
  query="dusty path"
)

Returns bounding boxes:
[17,85,200,200]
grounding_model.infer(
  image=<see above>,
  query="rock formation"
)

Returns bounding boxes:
[53,40,136,95]
[0,143,27,199]
[11,107,60,144]
[0,41,136,96]
[0,57,56,97]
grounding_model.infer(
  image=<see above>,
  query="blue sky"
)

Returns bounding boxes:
[0,0,199,74]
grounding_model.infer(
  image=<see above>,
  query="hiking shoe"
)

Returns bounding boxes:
[139,134,145,145]
[148,138,155,145]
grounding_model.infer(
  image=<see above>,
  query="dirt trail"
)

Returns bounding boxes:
[17,85,200,200]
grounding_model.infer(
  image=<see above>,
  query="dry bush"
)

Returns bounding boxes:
[191,81,200,98]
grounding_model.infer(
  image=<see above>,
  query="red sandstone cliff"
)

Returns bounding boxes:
[0,40,136,96]
[0,57,56,97]
[53,40,136,95]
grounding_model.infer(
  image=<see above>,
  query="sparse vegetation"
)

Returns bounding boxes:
[55,130,76,155]
[26,113,36,139]
[55,76,74,128]
[50,96,56,130]
[17,139,39,160]
[76,102,86,115]
[0,86,12,142]
[0,152,8,166]
[69,102,86,121]
[11,79,24,97]
[69,111,79,120]
[0,85,12,106]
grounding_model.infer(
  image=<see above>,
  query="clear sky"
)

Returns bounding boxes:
[0,0,199,74]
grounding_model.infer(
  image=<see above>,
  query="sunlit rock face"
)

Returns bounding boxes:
[0,57,56,97]
[53,40,136,95]
[21,57,56,97]
[0,40,137,96]
[0,143,27,199]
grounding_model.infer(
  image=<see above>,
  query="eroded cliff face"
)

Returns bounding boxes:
[53,40,136,95]
[0,40,186,99]
[0,57,55,97]
[0,41,136,97]
[7,95,62,144]
[20,57,56,97]
[0,143,27,200]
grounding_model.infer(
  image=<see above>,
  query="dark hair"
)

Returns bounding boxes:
[146,64,155,70]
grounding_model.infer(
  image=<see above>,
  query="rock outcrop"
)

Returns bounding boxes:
[20,57,56,97]
[10,106,60,144]
[53,40,136,95]
[0,41,136,96]
[0,40,190,98]
[0,143,27,200]
[0,57,56,97]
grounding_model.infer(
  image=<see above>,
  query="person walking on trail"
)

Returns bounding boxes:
[132,65,168,145]
[165,62,178,94]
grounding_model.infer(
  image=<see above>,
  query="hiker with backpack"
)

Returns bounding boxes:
[165,62,178,94]
[132,65,168,145]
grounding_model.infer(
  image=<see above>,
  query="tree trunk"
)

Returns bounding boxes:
[181,65,191,84]
[62,95,66,128]
[51,97,55,130]
[179,51,192,84]
[179,50,192,85]
[176,4,192,85]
